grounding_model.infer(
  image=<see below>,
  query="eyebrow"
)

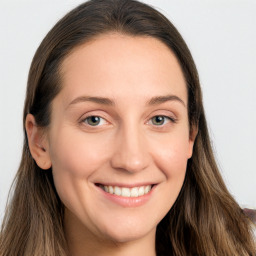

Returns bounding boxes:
[147,95,186,107]
[68,94,186,107]
[69,96,115,106]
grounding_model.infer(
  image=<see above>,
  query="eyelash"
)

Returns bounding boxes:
[81,115,176,128]
[147,115,176,126]
[82,116,108,126]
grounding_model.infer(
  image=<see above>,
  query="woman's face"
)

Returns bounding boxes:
[44,34,195,243]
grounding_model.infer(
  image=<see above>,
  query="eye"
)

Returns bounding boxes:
[149,115,174,126]
[83,116,107,126]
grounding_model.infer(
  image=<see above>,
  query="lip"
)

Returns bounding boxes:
[95,183,157,207]
[95,182,154,188]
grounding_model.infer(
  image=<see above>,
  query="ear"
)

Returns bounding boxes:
[187,125,198,159]
[25,114,52,170]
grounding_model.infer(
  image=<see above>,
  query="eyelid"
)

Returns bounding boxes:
[147,109,177,121]
[79,111,111,128]
[78,110,177,129]
[82,116,108,126]
[147,115,176,125]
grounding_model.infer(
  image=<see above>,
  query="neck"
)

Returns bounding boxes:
[64,209,156,256]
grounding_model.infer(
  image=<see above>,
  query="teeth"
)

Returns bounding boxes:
[108,186,114,194]
[145,185,151,194]
[114,186,121,196]
[138,186,145,196]
[130,187,139,197]
[101,185,152,197]
[122,187,131,197]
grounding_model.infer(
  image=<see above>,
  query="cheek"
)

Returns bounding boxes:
[48,128,111,207]
[49,128,110,177]
[151,132,190,179]
[147,133,190,220]
[157,143,188,194]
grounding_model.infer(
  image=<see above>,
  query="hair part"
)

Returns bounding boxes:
[1,0,255,255]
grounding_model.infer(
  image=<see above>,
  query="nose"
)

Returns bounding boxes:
[110,125,150,173]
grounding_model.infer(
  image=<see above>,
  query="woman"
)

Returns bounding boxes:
[0,0,255,255]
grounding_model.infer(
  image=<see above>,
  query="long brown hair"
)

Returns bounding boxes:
[1,0,255,255]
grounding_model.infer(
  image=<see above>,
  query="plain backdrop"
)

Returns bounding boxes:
[0,0,255,223]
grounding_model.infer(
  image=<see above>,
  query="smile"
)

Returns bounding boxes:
[98,184,153,198]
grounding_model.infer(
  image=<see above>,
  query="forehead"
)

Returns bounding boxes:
[58,33,187,105]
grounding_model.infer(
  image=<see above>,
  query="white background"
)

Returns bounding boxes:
[0,0,255,223]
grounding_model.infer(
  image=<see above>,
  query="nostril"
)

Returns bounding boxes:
[110,156,149,173]
[109,132,149,173]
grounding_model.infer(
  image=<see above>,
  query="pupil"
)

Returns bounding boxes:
[154,116,164,125]
[89,116,100,125]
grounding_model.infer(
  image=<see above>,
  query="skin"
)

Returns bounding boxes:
[26,34,196,256]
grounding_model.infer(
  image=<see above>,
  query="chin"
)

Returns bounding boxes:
[98,218,156,243]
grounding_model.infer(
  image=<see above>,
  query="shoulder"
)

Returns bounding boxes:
[243,208,256,224]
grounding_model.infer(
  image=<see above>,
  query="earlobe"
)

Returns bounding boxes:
[25,114,52,170]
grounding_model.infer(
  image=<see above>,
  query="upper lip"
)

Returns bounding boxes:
[95,182,156,188]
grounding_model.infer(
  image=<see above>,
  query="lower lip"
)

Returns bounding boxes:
[96,185,156,207]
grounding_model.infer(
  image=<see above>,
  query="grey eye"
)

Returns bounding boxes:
[151,116,166,125]
[84,116,101,126]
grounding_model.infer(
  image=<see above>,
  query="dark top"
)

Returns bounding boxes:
[243,208,256,224]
